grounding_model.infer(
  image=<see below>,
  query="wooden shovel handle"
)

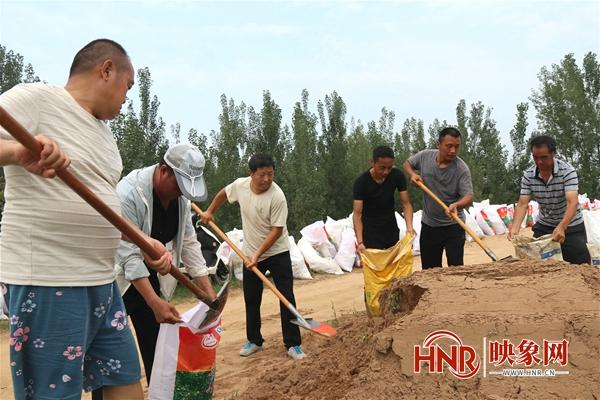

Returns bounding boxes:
[415,180,498,261]
[191,203,294,309]
[0,106,215,305]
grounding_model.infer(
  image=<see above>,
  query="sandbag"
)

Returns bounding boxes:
[587,243,600,266]
[512,234,562,261]
[334,228,357,272]
[496,205,513,229]
[475,209,495,236]
[465,209,485,241]
[301,220,337,258]
[360,234,414,316]
[297,237,343,275]
[395,212,407,238]
[149,303,222,400]
[216,229,245,281]
[288,236,312,279]
[325,216,352,248]
[483,206,506,235]
[412,210,422,255]
[300,220,328,244]
[582,210,600,244]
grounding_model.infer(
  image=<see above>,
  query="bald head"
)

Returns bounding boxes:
[69,39,129,77]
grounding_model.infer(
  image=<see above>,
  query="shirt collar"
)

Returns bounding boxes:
[534,158,558,179]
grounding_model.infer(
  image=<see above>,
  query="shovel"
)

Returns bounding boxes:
[415,180,509,262]
[0,106,226,320]
[191,203,336,337]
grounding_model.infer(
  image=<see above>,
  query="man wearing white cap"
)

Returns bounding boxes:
[112,143,217,387]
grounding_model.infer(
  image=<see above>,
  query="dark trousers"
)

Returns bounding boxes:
[420,222,466,269]
[242,251,301,348]
[533,222,591,264]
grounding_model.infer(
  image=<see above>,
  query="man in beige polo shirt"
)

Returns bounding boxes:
[0,39,170,400]
[201,153,305,360]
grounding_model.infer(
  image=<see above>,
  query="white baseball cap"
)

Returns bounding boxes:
[164,143,208,202]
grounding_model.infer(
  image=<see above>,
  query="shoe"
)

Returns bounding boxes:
[239,341,263,357]
[287,345,306,360]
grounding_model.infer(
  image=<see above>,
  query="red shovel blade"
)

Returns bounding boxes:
[291,318,337,337]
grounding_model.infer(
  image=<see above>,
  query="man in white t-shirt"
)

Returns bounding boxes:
[0,39,170,400]
[201,153,306,360]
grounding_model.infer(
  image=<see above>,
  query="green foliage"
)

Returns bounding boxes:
[507,102,531,196]
[464,101,510,203]
[317,91,352,219]
[286,89,326,236]
[531,52,600,198]
[1,45,598,235]
[0,45,40,222]
[111,67,169,176]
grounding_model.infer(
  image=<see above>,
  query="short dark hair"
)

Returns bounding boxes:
[249,153,275,172]
[529,135,556,153]
[158,157,174,174]
[438,127,461,142]
[372,145,395,161]
[69,39,129,77]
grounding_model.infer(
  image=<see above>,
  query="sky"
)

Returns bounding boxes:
[1,0,599,151]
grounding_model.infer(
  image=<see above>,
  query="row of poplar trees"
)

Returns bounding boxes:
[1,44,599,237]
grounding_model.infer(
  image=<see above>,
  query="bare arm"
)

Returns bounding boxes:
[403,159,422,186]
[0,136,70,177]
[552,191,578,243]
[246,226,284,268]
[131,278,181,324]
[447,193,474,217]
[399,191,415,235]
[201,188,228,223]
[507,194,531,240]
[352,200,366,252]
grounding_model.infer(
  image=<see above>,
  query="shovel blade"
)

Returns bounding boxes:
[196,269,231,331]
[291,318,337,337]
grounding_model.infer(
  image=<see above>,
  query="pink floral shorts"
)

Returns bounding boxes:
[1,282,140,399]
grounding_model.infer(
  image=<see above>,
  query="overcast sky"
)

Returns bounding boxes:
[1,0,598,150]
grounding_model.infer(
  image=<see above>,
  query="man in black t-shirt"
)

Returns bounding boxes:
[353,146,415,251]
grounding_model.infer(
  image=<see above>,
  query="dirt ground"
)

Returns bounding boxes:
[2,231,599,399]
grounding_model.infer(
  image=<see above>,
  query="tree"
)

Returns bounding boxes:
[111,67,169,176]
[170,123,181,144]
[465,101,509,203]
[208,95,248,231]
[347,118,371,185]
[317,91,351,219]
[427,118,449,148]
[0,45,40,222]
[507,102,532,199]
[286,89,326,235]
[531,52,600,198]
[244,91,290,188]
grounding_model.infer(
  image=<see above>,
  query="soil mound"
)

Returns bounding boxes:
[241,260,600,399]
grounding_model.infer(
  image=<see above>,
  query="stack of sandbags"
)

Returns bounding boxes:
[325,216,357,272]
[464,208,485,241]
[298,221,343,275]
[288,236,312,279]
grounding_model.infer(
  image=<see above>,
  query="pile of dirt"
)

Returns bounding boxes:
[240,260,600,400]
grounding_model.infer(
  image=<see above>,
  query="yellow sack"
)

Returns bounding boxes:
[360,234,414,316]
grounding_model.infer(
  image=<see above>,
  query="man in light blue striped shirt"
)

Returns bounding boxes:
[508,135,591,264]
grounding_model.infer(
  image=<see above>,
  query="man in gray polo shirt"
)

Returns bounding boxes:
[403,127,474,269]
[508,135,591,264]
